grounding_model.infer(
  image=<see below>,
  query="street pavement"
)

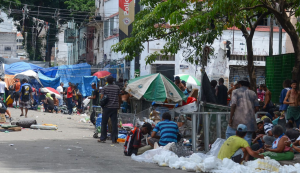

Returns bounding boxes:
[0,108,184,173]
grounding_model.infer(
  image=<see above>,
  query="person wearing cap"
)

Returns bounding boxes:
[174,76,185,91]
[124,122,152,156]
[88,83,99,106]
[252,118,265,149]
[56,82,64,106]
[262,118,276,146]
[216,78,228,106]
[19,78,32,118]
[227,77,259,146]
[218,124,264,163]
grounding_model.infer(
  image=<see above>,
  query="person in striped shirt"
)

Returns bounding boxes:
[148,112,179,147]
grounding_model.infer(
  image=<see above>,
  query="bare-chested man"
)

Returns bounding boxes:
[260,84,272,111]
[284,80,300,128]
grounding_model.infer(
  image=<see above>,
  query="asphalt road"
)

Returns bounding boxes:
[0,108,184,173]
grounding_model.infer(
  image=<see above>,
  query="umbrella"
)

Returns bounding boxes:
[14,74,31,82]
[126,73,187,102]
[174,74,201,86]
[93,71,111,78]
[40,87,61,99]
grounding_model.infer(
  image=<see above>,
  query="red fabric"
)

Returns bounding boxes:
[93,71,111,78]
[182,97,197,106]
[67,87,73,98]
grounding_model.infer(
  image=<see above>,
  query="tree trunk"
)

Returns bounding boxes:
[246,35,256,92]
[272,10,300,84]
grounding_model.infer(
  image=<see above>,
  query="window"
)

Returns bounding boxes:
[156,55,175,61]
[4,47,11,51]
[17,45,24,49]
[110,17,114,35]
[104,20,109,38]
[17,39,23,43]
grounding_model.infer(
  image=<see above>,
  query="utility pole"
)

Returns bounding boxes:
[33,7,39,61]
[45,23,50,63]
[269,16,273,56]
[22,4,27,33]
[279,24,282,54]
[53,9,59,66]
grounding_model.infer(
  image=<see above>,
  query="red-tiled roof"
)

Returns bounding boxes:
[109,12,119,18]
[105,34,119,41]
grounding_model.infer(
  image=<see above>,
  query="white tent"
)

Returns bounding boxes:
[18,70,43,86]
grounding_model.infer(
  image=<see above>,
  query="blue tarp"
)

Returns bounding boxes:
[39,66,58,78]
[5,62,43,75]
[79,76,99,97]
[109,64,124,79]
[56,63,91,87]
[38,72,61,89]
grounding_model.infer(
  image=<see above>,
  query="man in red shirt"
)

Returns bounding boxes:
[67,83,73,115]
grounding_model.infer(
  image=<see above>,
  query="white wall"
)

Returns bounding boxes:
[57,29,68,64]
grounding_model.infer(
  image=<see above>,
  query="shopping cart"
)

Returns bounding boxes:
[90,104,102,138]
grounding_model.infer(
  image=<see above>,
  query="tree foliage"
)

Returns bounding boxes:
[64,0,95,12]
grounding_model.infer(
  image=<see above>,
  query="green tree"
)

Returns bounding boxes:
[64,0,95,12]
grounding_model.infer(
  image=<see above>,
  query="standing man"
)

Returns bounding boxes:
[67,83,73,115]
[0,77,7,100]
[174,76,185,91]
[88,83,99,106]
[56,82,64,106]
[226,78,259,145]
[260,84,272,113]
[284,80,300,128]
[14,79,21,108]
[19,79,32,118]
[216,78,228,106]
[98,76,120,144]
[279,79,291,112]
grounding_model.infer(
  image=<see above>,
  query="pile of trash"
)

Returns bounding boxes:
[131,143,298,173]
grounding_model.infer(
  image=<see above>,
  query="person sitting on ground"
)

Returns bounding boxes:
[285,120,300,142]
[124,122,152,156]
[148,112,179,147]
[43,93,54,113]
[261,125,294,161]
[262,118,276,146]
[51,94,59,114]
[218,124,264,163]
[252,118,265,147]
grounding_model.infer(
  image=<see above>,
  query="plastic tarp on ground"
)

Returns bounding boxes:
[78,76,99,97]
[5,62,43,75]
[56,63,91,87]
[38,72,60,89]
[39,66,58,78]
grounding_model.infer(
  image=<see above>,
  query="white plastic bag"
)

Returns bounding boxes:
[206,138,226,157]
[131,148,165,163]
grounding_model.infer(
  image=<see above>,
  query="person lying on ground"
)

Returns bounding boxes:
[285,120,300,142]
[218,124,264,164]
[124,122,152,156]
[148,112,179,148]
[51,94,59,114]
[262,118,276,145]
[262,125,294,161]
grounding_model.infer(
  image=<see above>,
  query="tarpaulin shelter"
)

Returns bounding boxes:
[5,62,43,75]
[18,70,43,86]
[78,76,99,97]
[109,64,124,79]
[56,63,91,87]
[39,66,58,78]
[38,72,60,89]
[0,57,49,67]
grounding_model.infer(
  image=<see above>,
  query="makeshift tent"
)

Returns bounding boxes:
[78,76,99,97]
[5,62,43,75]
[109,64,124,79]
[4,74,15,88]
[18,70,43,86]
[39,66,58,78]
[38,72,60,89]
[56,63,91,87]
